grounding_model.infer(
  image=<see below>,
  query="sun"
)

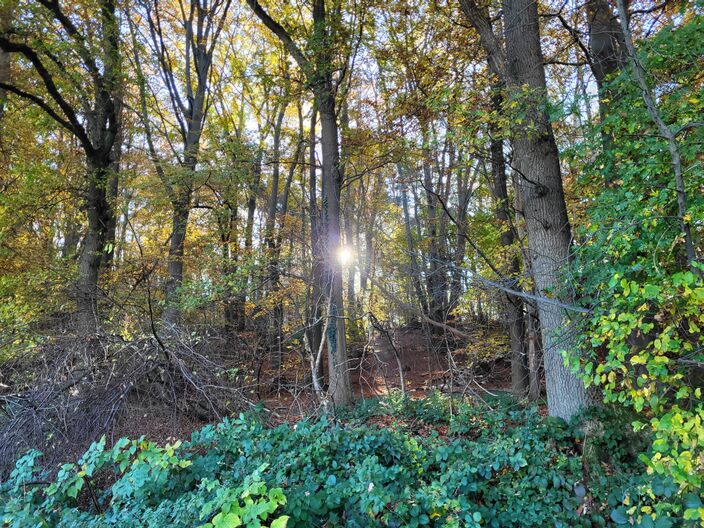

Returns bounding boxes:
[335,246,354,267]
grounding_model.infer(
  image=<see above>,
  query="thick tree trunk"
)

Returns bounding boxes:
[74,159,112,334]
[318,91,353,407]
[587,0,626,151]
[164,193,191,326]
[587,0,626,95]
[62,217,82,260]
[504,0,588,419]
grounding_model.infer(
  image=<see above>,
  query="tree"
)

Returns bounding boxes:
[459,0,589,419]
[488,87,529,398]
[0,0,124,334]
[245,0,358,406]
[134,0,232,327]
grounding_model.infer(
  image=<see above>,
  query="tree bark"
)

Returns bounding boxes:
[318,91,353,406]
[420,130,446,324]
[503,0,588,419]
[74,158,113,333]
[587,0,626,94]
[306,104,325,382]
[586,0,626,151]
[400,176,428,313]
[164,194,191,326]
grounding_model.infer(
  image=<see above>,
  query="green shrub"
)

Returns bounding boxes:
[568,14,704,526]
[2,394,662,527]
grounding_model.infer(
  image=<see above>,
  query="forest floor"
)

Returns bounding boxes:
[109,325,513,446]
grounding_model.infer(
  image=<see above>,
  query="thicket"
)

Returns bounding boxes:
[3,394,696,527]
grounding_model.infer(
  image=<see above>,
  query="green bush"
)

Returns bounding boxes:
[567,13,704,526]
[1,394,669,527]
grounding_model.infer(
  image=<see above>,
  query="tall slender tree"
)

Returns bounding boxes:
[245,0,357,406]
[134,0,232,326]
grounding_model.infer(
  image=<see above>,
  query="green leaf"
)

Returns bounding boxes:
[213,513,242,528]
[271,516,289,528]
[684,493,702,509]
[611,507,629,525]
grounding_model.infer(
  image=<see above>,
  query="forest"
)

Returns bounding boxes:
[0,0,702,526]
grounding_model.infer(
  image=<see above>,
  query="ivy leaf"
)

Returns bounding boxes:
[684,493,702,509]
[610,507,629,525]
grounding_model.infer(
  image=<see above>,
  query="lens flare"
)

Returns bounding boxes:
[336,246,354,267]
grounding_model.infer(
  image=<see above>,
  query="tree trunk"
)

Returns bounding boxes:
[489,87,528,398]
[74,159,112,334]
[306,104,325,382]
[513,171,542,401]
[400,175,428,313]
[421,138,445,323]
[318,91,353,407]
[503,0,588,419]
[164,192,191,326]
[587,0,626,151]
[265,104,286,372]
[587,0,626,96]
[526,299,542,401]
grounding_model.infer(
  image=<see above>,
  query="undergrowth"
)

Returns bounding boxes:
[0,393,694,527]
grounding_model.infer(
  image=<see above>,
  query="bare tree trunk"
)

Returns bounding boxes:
[421,135,445,324]
[489,87,528,398]
[526,300,542,401]
[306,105,325,383]
[513,173,542,401]
[265,104,286,372]
[75,159,113,334]
[319,91,353,407]
[449,158,472,312]
[62,216,82,260]
[164,194,191,326]
[587,0,626,152]
[587,0,626,99]
[400,176,428,313]
[114,189,132,265]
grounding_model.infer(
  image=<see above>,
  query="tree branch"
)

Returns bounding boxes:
[245,0,310,73]
[0,37,91,151]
